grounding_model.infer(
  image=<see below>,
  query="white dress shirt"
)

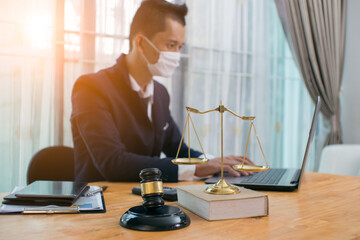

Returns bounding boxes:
[128,74,198,180]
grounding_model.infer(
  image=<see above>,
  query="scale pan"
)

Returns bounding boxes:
[171,158,209,165]
[232,164,269,172]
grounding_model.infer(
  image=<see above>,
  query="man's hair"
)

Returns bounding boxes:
[129,0,188,51]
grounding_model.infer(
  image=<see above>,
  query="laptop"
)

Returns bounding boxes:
[205,96,321,192]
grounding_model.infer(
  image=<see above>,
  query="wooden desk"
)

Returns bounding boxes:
[0,172,359,240]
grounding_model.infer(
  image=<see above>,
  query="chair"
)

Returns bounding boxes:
[27,146,75,184]
[319,144,360,176]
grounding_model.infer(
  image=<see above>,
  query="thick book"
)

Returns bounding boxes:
[176,184,268,220]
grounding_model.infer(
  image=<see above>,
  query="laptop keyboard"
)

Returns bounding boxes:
[240,168,287,184]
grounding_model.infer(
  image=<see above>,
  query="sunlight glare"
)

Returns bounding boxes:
[26,13,53,50]
[64,1,80,52]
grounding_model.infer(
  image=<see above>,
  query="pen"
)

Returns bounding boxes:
[23,206,79,214]
[86,186,108,197]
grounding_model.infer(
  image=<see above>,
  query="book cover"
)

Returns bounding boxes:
[177,184,268,220]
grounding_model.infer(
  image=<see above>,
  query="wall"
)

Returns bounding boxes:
[341,0,360,144]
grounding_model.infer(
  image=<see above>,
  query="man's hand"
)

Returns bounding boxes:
[195,155,254,177]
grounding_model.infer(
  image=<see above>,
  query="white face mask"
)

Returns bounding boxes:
[141,36,181,78]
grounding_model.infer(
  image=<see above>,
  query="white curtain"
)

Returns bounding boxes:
[180,0,324,170]
[0,0,56,192]
[0,0,141,192]
[63,0,141,145]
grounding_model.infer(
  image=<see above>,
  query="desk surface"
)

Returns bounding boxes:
[0,172,359,240]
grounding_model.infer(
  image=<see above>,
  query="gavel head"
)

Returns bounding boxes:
[120,168,190,231]
[139,168,164,209]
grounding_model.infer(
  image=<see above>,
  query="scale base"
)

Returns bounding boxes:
[120,205,190,231]
[205,179,241,195]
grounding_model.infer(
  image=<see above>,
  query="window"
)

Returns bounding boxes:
[0,0,141,192]
[0,0,321,192]
[178,0,318,169]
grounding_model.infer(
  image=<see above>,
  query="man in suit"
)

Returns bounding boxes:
[71,0,253,182]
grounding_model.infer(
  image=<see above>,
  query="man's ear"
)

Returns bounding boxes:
[134,34,145,54]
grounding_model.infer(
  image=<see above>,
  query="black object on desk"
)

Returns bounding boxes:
[120,168,190,231]
[3,193,76,206]
[3,181,88,206]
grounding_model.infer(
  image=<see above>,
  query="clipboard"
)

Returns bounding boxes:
[0,186,106,215]
[74,189,107,214]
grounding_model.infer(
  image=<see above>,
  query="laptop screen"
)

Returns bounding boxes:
[297,96,321,188]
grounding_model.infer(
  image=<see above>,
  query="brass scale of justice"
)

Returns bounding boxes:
[172,101,270,195]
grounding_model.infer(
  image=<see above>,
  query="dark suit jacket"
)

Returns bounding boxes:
[71,54,201,182]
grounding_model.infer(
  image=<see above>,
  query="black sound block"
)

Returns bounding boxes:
[120,205,190,231]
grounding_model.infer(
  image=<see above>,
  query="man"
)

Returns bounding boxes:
[71,0,252,183]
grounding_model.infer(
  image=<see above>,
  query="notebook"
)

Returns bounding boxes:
[205,96,321,192]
